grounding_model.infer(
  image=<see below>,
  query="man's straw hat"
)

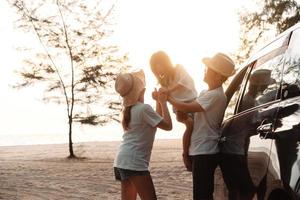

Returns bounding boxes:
[115,70,145,107]
[202,52,235,77]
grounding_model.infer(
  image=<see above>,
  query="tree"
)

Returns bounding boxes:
[236,0,300,65]
[9,0,128,158]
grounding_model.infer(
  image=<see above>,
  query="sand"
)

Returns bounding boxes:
[0,139,229,200]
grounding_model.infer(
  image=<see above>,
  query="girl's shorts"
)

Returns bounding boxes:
[114,167,150,181]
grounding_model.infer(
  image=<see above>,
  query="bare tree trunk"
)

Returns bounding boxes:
[68,116,75,158]
[57,0,76,159]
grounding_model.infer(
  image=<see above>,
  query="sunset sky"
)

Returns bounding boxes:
[0,0,257,146]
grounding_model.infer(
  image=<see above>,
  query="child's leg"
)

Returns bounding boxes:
[182,116,193,171]
[176,111,193,171]
[182,116,193,155]
[129,174,157,200]
[121,179,137,200]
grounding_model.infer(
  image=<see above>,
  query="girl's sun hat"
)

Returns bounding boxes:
[202,52,235,77]
[115,70,146,107]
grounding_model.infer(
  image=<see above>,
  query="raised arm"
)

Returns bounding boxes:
[156,92,172,131]
[152,89,162,115]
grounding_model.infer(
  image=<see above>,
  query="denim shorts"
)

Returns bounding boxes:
[114,167,150,181]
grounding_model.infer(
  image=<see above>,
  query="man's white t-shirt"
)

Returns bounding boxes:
[166,64,198,102]
[189,87,227,155]
[114,102,163,171]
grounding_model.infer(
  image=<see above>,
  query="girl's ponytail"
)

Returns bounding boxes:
[122,106,132,131]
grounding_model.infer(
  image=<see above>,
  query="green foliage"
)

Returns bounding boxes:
[236,0,300,65]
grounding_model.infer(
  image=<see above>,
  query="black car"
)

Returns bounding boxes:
[221,23,300,200]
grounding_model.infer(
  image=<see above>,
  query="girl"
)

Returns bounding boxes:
[150,51,197,171]
[114,70,172,200]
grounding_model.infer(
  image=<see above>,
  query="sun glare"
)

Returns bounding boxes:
[114,0,242,96]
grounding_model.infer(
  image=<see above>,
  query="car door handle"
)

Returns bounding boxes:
[257,123,275,139]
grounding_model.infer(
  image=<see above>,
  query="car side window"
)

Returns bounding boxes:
[239,53,285,112]
[240,54,285,112]
[282,28,300,99]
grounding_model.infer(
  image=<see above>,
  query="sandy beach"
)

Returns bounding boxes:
[0,139,228,200]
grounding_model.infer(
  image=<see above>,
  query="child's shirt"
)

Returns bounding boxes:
[166,64,197,102]
[114,102,163,171]
[189,87,227,155]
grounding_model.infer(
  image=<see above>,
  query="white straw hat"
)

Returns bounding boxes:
[115,70,145,107]
[202,52,235,77]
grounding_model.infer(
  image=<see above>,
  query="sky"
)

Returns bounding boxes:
[0,0,256,146]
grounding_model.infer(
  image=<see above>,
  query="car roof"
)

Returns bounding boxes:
[240,22,300,68]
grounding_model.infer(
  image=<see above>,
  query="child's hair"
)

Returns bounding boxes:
[122,106,132,131]
[150,51,175,87]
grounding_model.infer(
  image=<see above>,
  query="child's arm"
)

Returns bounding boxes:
[152,89,162,115]
[168,96,204,113]
[156,92,172,131]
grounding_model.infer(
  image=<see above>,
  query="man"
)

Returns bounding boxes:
[167,53,235,200]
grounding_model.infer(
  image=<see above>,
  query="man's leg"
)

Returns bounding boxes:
[192,154,219,200]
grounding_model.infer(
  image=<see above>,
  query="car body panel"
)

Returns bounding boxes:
[222,23,300,199]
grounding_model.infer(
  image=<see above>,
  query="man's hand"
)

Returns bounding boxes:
[182,154,192,172]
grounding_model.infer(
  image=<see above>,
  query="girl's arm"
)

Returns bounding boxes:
[152,89,162,115]
[156,100,162,116]
[168,96,204,113]
[157,93,172,131]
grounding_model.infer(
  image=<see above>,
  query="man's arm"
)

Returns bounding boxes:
[168,96,204,113]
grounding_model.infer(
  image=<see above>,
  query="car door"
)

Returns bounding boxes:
[221,32,290,199]
[268,28,300,199]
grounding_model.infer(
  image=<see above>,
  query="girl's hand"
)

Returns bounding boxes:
[152,89,158,100]
[157,91,168,103]
[158,87,169,95]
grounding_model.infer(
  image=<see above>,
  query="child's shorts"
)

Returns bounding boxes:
[114,167,150,181]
